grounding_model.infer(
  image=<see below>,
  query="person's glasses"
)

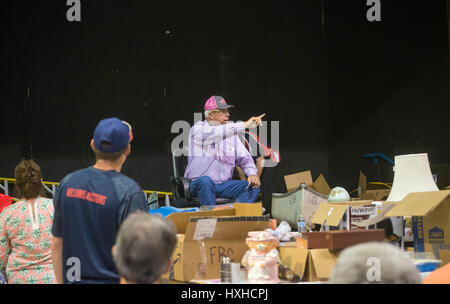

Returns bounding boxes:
[213,109,229,114]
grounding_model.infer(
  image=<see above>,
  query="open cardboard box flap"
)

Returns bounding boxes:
[312,174,331,196]
[309,249,338,279]
[312,203,348,226]
[285,171,313,192]
[278,245,339,281]
[278,246,308,279]
[359,171,368,194]
[284,170,331,195]
[311,200,373,227]
[358,171,391,200]
[386,190,450,217]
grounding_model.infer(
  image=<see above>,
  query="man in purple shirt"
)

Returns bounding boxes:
[184,96,265,206]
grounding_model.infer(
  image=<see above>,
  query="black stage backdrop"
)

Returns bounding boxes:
[1,0,449,193]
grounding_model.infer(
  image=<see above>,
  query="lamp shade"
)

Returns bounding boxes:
[387,153,438,202]
[387,153,438,238]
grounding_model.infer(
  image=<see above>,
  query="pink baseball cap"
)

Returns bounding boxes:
[204,96,234,111]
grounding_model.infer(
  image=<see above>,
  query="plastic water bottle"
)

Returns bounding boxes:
[220,257,231,283]
[165,194,170,207]
[297,214,306,233]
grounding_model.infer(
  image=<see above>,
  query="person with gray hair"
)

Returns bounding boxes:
[184,95,265,206]
[328,242,421,284]
[112,212,177,284]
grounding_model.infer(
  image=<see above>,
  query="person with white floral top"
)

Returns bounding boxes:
[0,159,56,284]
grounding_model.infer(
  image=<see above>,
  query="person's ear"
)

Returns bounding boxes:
[90,139,96,151]
[125,144,131,156]
[111,245,116,257]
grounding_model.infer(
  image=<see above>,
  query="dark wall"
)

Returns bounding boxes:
[325,0,450,190]
[1,0,328,192]
[1,1,448,194]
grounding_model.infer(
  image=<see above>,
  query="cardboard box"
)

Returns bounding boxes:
[284,170,331,195]
[312,200,378,230]
[385,190,450,265]
[182,216,269,281]
[167,208,235,234]
[278,245,339,282]
[358,171,391,200]
[272,186,328,230]
[163,234,185,281]
[297,230,385,250]
[278,246,308,279]
[166,203,263,234]
[348,204,379,229]
[272,171,330,229]
[165,203,267,282]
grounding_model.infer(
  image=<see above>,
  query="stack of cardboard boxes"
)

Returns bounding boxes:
[276,170,390,282]
[163,203,269,282]
[279,192,450,282]
[162,168,450,283]
[366,190,450,266]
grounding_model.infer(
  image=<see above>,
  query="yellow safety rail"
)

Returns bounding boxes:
[0,177,173,198]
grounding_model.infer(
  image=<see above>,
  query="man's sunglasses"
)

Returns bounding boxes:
[212,109,230,114]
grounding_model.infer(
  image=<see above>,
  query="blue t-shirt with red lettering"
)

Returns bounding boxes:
[52,166,148,284]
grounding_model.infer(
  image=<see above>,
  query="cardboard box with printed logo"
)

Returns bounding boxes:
[311,200,380,230]
[272,171,330,229]
[385,190,450,265]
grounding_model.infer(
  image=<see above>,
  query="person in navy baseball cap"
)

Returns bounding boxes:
[51,117,147,284]
[93,117,133,153]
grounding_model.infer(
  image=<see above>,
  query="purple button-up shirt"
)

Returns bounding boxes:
[184,120,257,184]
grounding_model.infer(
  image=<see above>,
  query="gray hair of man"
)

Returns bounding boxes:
[205,110,214,120]
[113,211,177,284]
[328,242,422,284]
